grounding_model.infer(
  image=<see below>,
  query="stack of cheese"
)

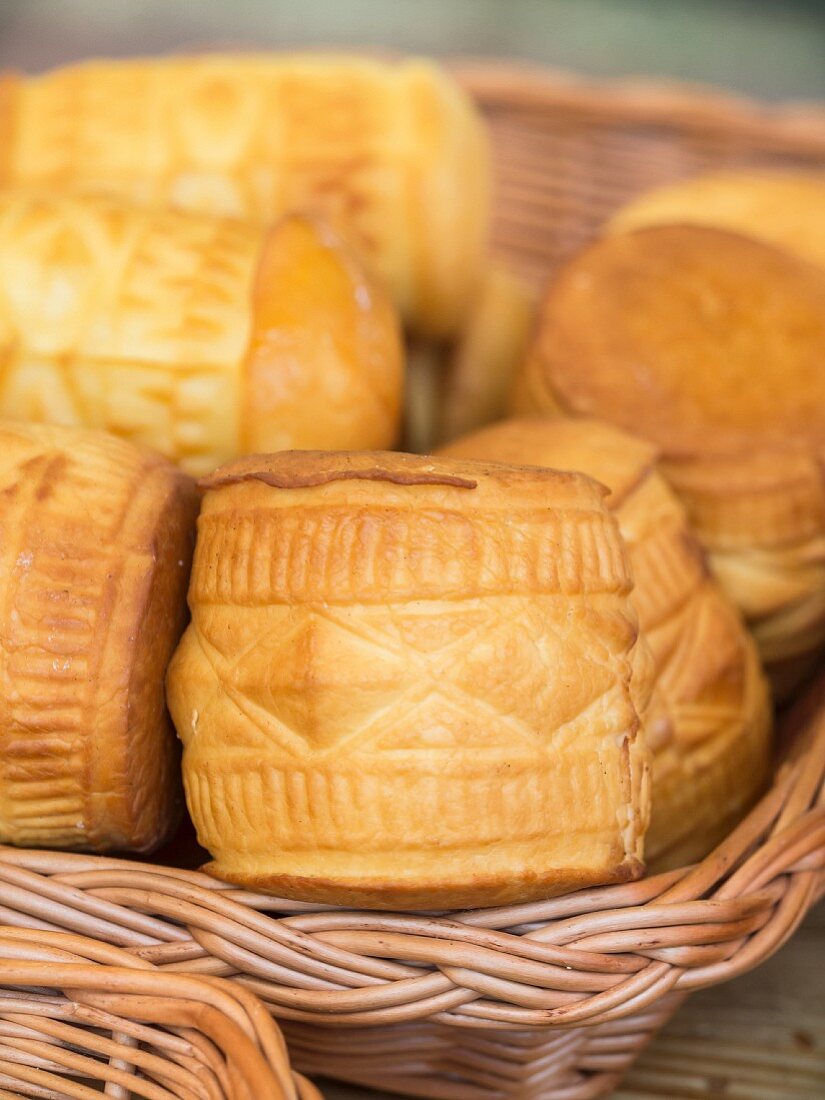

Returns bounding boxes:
[0,53,789,913]
[515,173,825,699]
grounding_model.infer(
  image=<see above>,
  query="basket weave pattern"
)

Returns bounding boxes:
[2,63,825,1100]
[454,62,825,291]
[0,679,822,1098]
[0,927,321,1100]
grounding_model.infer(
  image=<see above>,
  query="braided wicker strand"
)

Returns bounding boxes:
[0,928,322,1100]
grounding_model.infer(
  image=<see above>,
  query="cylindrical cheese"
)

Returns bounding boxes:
[608,171,825,274]
[437,263,537,445]
[0,192,403,475]
[167,450,651,909]
[1,54,491,337]
[440,418,773,870]
[513,224,825,696]
[0,420,197,852]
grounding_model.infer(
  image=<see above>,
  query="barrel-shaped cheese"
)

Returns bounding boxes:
[0,421,197,852]
[441,418,773,869]
[167,450,651,909]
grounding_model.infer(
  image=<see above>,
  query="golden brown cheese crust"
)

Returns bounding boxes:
[1,53,490,337]
[517,225,825,454]
[608,171,825,273]
[0,421,197,852]
[437,263,537,444]
[440,419,773,869]
[0,193,403,475]
[663,447,825,694]
[168,450,650,909]
[202,449,481,491]
[514,225,825,695]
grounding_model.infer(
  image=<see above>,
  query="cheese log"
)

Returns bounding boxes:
[0,54,491,337]
[0,192,403,475]
[0,421,197,852]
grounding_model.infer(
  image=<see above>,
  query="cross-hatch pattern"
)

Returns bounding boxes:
[189,596,631,760]
[0,193,260,471]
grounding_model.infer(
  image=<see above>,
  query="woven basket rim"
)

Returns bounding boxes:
[0,926,321,1100]
[451,57,825,153]
[0,673,822,1033]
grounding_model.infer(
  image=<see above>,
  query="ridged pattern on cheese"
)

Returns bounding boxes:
[0,420,196,851]
[2,54,490,336]
[0,193,403,474]
[168,451,650,909]
[440,419,773,870]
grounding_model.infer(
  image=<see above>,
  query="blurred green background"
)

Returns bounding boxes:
[1,0,824,100]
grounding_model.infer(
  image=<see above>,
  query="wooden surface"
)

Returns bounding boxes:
[616,902,825,1098]
[319,903,824,1099]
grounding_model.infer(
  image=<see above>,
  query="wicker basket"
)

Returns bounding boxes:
[1,61,825,1100]
[454,60,825,293]
[0,668,822,1099]
[0,927,321,1100]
